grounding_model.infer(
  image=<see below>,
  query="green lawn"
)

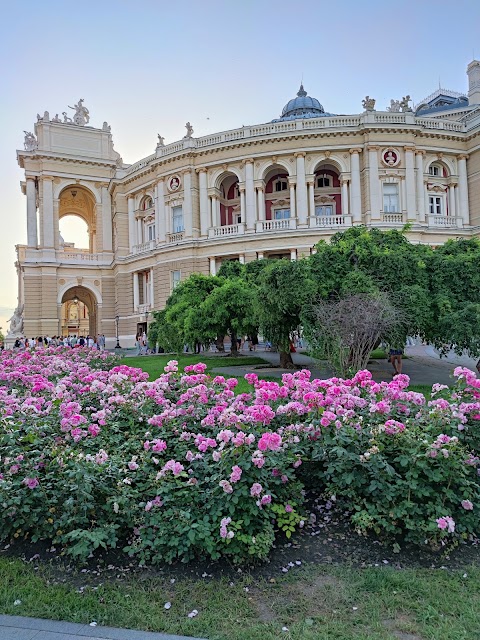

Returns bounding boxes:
[121,354,269,380]
[0,558,478,640]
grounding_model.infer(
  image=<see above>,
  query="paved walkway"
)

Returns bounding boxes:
[210,344,477,386]
[0,615,204,640]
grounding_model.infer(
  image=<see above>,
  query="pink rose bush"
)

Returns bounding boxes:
[0,348,478,564]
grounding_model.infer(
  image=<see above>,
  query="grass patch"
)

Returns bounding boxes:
[0,558,478,640]
[121,354,269,381]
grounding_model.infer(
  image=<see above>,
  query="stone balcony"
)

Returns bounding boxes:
[428,215,464,229]
[137,303,151,314]
[133,240,156,254]
[167,231,185,243]
[208,223,245,239]
[309,214,353,228]
[56,250,113,265]
[256,218,297,232]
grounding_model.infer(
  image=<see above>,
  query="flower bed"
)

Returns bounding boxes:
[0,349,478,564]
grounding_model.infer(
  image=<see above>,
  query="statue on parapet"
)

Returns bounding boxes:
[400,95,413,112]
[7,304,24,336]
[23,131,37,151]
[184,122,194,138]
[51,114,62,123]
[157,133,165,147]
[63,112,73,123]
[68,98,90,126]
[362,96,376,111]
[387,99,401,112]
[102,121,111,132]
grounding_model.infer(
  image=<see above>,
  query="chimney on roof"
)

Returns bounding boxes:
[467,60,480,105]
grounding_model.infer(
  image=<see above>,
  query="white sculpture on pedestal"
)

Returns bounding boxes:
[7,304,24,336]
[184,122,194,138]
[23,131,37,151]
[68,99,90,126]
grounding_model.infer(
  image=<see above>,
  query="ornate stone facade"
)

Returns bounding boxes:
[13,67,480,347]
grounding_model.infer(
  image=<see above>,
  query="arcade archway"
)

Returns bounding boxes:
[60,286,98,337]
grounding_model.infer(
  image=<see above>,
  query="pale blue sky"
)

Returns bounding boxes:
[0,0,478,331]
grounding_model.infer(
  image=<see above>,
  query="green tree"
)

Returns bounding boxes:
[255,259,314,367]
[308,227,432,344]
[427,237,480,356]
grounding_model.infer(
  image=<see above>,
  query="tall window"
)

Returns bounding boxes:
[315,205,334,217]
[383,184,399,212]
[429,196,443,215]
[274,208,290,220]
[172,206,184,232]
[317,175,331,188]
[429,164,441,177]
[171,270,181,290]
[146,223,156,241]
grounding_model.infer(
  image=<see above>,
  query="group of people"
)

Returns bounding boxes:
[12,334,107,350]
[135,332,149,355]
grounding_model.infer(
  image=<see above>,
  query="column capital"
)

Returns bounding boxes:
[340,178,350,186]
[244,157,254,165]
[366,145,380,151]
[288,178,297,187]
[349,148,362,155]
[42,176,54,182]
[415,149,426,156]
[127,194,135,200]
[25,175,37,182]
[238,184,246,193]
[182,168,192,177]
[294,152,306,158]
[254,180,264,190]
[404,146,416,153]
[156,177,165,184]
[195,167,208,174]
[457,154,469,161]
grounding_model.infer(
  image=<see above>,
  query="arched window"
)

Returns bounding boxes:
[428,163,441,177]
[274,178,288,192]
[142,196,154,210]
[317,174,331,188]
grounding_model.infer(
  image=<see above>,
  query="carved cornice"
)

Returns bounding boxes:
[457,154,469,160]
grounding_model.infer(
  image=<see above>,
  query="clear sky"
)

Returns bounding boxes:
[0,0,478,334]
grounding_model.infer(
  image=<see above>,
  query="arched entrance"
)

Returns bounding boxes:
[58,186,97,253]
[61,286,97,337]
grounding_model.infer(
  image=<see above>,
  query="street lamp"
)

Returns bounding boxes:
[115,315,121,349]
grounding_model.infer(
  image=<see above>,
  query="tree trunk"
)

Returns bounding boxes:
[230,331,238,356]
[280,350,295,368]
[215,336,225,352]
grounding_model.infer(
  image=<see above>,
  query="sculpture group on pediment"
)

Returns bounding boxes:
[68,99,90,126]
[387,99,401,112]
[51,114,62,123]
[362,96,376,111]
[400,95,413,112]
[23,131,37,151]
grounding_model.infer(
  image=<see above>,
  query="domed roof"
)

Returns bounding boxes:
[273,85,334,121]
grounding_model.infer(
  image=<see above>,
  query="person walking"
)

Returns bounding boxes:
[389,346,404,375]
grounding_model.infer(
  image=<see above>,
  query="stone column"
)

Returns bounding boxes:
[239,186,246,224]
[295,153,308,226]
[416,151,426,222]
[449,184,457,218]
[400,178,407,213]
[42,177,55,248]
[183,170,193,237]
[405,147,416,222]
[150,268,155,308]
[290,249,297,261]
[128,196,136,252]
[245,160,256,231]
[349,149,362,222]
[198,169,209,235]
[239,254,245,264]
[289,181,296,220]
[133,272,139,311]
[458,155,470,225]
[256,186,265,221]
[210,195,218,228]
[257,251,264,259]
[101,184,113,251]
[424,181,430,221]
[156,179,166,243]
[136,218,143,244]
[368,146,381,220]
[209,257,216,276]
[341,180,349,215]
[26,177,38,247]
[307,180,315,218]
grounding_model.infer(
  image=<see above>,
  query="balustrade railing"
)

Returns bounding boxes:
[167,231,185,243]
[256,218,296,232]
[382,212,404,224]
[428,215,463,228]
[133,240,156,254]
[310,215,352,228]
[208,223,245,238]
